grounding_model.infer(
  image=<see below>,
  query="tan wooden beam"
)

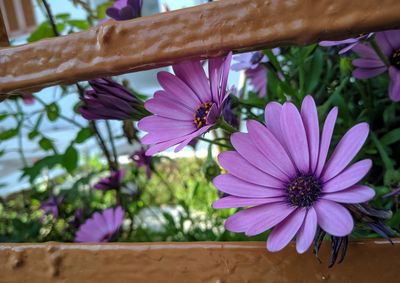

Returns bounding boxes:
[0,5,9,47]
[0,240,399,282]
[1,0,400,95]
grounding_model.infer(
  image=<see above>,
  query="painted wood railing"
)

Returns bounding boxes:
[0,1,400,282]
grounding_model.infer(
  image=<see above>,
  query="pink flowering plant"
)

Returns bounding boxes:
[1,0,400,268]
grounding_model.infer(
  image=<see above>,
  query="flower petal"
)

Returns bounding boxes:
[267,209,306,252]
[296,207,317,254]
[213,196,285,209]
[301,95,320,173]
[218,151,284,188]
[281,102,310,173]
[157,71,201,108]
[352,67,387,79]
[352,44,380,60]
[174,125,213,152]
[264,102,285,145]
[173,60,211,104]
[213,174,285,198]
[322,123,369,181]
[246,120,296,178]
[231,132,289,181]
[322,159,372,191]
[314,199,354,236]
[144,91,193,120]
[245,203,296,236]
[376,32,394,56]
[315,107,338,177]
[321,185,375,203]
[352,59,385,68]
[389,67,400,102]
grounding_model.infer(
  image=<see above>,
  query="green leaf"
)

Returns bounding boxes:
[46,103,60,122]
[305,49,324,94]
[21,155,63,182]
[55,13,70,20]
[381,128,400,146]
[28,113,44,140]
[39,137,54,151]
[67,20,89,30]
[0,112,8,121]
[28,130,39,140]
[75,128,93,144]
[96,2,112,19]
[27,22,54,42]
[63,145,78,173]
[0,128,18,140]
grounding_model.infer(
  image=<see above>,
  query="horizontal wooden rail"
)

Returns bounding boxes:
[1,0,400,95]
[0,240,398,282]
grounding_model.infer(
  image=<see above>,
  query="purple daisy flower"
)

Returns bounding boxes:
[352,30,400,101]
[106,0,142,21]
[78,78,144,120]
[40,195,63,218]
[139,52,233,156]
[94,169,126,190]
[231,49,279,98]
[213,95,375,253]
[75,207,124,242]
[319,33,372,54]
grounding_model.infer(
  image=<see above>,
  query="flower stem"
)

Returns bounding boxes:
[218,118,237,134]
[198,137,232,149]
[369,38,390,67]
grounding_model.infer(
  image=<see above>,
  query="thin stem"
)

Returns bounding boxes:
[218,118,237,134]
[198,137,232,149]
[15,101,28,167]
[90,121,117,171]
[105,120,119,169]
[41,0,60,36]
[369,38,390,67]
[370,132,394,171]
[153,168,175,198]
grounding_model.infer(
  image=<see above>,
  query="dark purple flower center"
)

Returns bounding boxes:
[390,49,400,69]
[194,101,212,129]
[286,174,321,207]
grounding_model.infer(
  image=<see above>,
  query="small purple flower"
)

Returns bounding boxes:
[70,208,84,228]
[78,78,144,120]
[106,0,142,21]
[22,92,35,105]
[40,195,63,218]
[94,169,125,190]
[75,207,124,242]
[130,147,152,178]
[352,29,400,102]
[319,33,372,54]
[139,52,233,156]
[231,49,279,98]
[213,95,374,253]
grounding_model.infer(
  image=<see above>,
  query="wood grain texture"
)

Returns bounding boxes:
[0,240,398,282]
[1,0,400,94]
[0,4,9,47]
